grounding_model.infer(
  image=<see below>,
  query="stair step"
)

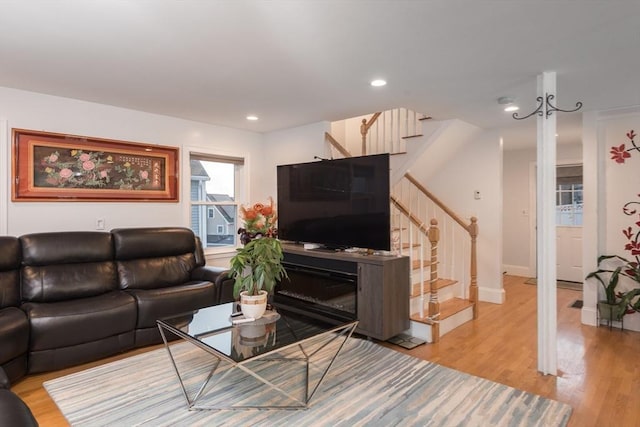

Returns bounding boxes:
[410,278,457,297]
[410,298,474,322]
[412,259,431,270]
[402,134,424,140]
[401,242,421,249]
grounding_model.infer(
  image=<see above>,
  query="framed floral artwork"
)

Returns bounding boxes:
[12,129,179,202]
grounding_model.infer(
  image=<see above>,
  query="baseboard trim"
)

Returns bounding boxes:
[503,264,532,277]
[479,286,505,304]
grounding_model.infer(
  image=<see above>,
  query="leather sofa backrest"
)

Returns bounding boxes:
[0,236,21,309]
[112,227,202,290]
[20,232,118,303]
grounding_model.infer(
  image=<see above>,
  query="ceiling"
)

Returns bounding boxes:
[1,1,639,150]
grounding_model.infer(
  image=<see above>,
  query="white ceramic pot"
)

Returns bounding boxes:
[239,290,268,320]
[238,323,268,347]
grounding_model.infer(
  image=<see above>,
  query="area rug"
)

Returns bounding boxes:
[44,338,572,427]
[525,278,583,291]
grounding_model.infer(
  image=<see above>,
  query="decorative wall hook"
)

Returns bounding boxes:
[512,93,582,120]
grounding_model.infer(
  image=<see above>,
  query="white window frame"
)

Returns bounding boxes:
[186,148,246,254]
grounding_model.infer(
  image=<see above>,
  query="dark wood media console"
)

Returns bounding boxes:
[279,244,410,341]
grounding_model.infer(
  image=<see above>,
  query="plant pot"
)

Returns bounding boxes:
[239,290,268,320]
[598,301,623,321]
[238,323,268,347]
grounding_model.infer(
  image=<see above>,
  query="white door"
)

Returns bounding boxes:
[556,226,583,282]
[555,165,583,283]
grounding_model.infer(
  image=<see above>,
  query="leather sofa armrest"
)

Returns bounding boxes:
[0,367,9,389]
[191,267,234,304]
[190,266,234,304]
[190,265,226,283]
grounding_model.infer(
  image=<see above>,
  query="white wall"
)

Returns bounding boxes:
[423,130,504,303]
[261,121,331,200]
[586,109,640,331]
[0,87,263,236]
[502,143,582,277]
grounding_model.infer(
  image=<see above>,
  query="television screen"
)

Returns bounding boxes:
[277,154,390,251]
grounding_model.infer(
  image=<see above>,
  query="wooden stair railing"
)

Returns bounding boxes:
[360,112,381,155]
[327,108,427,157]
[324,132,352,158]
[400,172,479,319]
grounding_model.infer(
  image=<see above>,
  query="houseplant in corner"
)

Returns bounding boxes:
[585,255,640,325]
[229,197,287,320]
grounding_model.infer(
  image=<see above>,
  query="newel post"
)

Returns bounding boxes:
[469,217,479,319]
[360,119,368,155]
[428,219,440,341]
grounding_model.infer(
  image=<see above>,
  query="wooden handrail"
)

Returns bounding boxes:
[360,112,381,155]
[404,172,472,232]
[324,132,352,158]
[399,173,479,320]
[390,196,429,235]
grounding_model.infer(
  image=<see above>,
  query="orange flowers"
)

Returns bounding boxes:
[238,197,278,240]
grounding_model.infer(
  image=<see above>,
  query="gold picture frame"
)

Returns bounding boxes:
[12,129,179,202]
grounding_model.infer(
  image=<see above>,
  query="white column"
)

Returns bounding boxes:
[536,72,557,375]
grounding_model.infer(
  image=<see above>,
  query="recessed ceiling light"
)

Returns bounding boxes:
[370,79,387,87]
[246,115,259,121]
[497,96,519,112]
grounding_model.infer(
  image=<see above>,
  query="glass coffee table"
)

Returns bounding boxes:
[157,303,358,410]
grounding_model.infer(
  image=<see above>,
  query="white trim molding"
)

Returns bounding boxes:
[479,285,506,304]
[502,264,532,278]
[0,119,8,235]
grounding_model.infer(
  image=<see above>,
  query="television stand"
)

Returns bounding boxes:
[279,243,410,341]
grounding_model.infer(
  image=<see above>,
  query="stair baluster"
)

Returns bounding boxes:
[428,219,441,342]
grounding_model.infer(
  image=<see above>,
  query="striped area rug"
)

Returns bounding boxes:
[44,338,572,426]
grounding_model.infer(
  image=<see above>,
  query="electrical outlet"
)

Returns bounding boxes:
[96,218,105,230]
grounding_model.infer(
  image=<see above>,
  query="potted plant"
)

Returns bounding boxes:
[229,198,287,319]
[586,255,640,324]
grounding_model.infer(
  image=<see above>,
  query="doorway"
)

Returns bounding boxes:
[555,165,583,283]
[528,162,584,284]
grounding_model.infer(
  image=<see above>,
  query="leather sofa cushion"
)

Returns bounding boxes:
[0,270,20,309]
[21,291,136,351]
[117,255,196,290]
[20,232,113,265]
[128,281,216,328]
[20,231,118,302]
[0,308,29,363]
[0,237,21,309]
[21,262,119,303]
[0,237,20,271]
[112,227,198,260]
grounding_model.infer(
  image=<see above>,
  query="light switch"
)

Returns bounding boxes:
[96,218,105,230]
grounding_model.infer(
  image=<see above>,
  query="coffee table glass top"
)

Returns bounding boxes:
[158,303,354,363]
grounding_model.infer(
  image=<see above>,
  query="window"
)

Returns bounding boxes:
[190,153,244,250]
[556,165,583,226]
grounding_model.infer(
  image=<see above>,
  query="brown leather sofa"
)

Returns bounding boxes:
[0,367,38,426]
[0,227,233,379]
[0,236,29,383]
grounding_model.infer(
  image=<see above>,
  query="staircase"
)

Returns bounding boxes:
[326,108,478,343]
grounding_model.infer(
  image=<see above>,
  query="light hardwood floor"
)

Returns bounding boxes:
[12,275,640,426]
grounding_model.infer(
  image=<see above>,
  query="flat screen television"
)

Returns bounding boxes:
[277,153,390,251]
